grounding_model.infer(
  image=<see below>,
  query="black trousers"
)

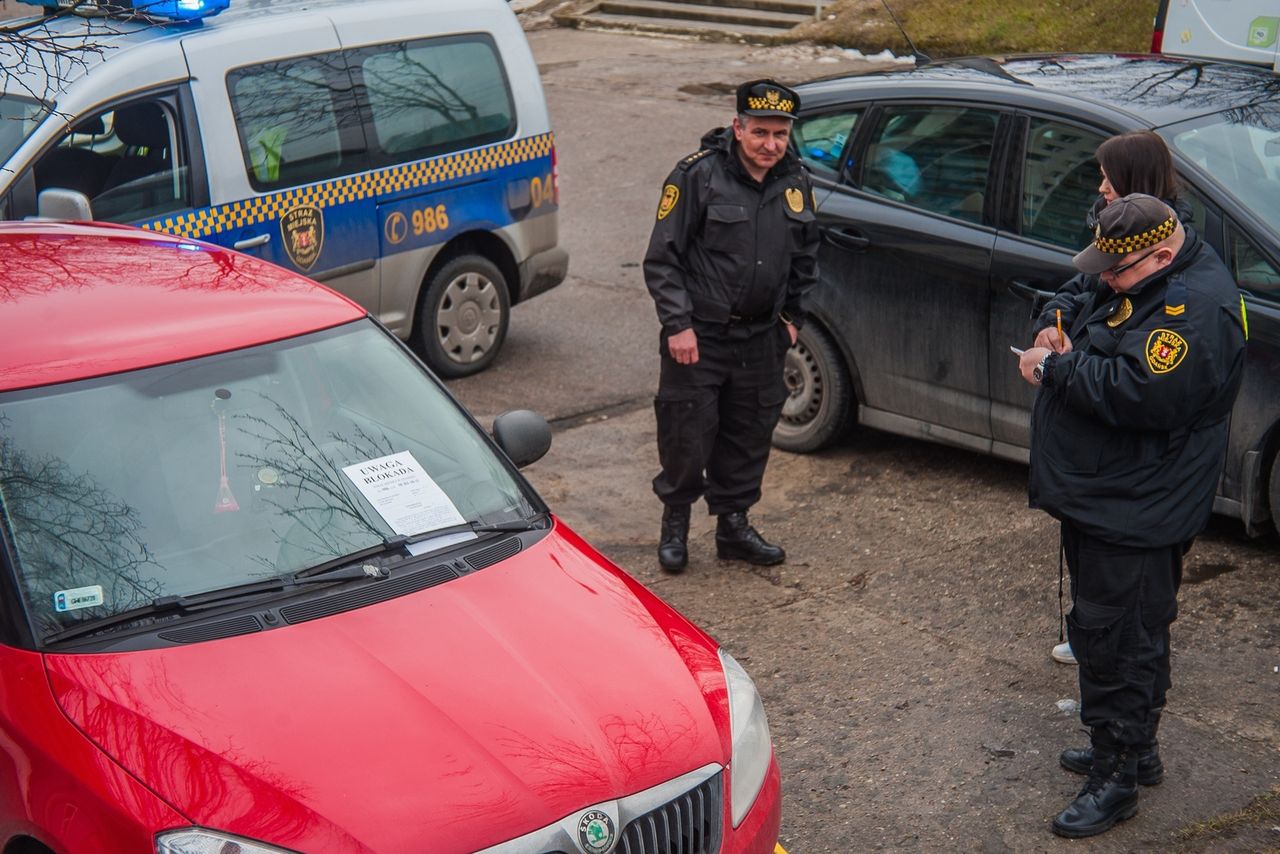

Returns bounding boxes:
[1062,520,1185,747]
[652,323,788,515]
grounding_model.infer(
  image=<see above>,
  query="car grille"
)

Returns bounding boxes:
[617,772,722,854]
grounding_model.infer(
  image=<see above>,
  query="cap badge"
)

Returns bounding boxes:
[785,187,804,213]
[1146,328,1188,374]
[657,184,679,221]
[1106,297,1133,328]
[766,89,780,105]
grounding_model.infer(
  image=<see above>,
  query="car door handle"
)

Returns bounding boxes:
[1009,279,1055,319]
[822,228,870,251]
[233,234,271,250]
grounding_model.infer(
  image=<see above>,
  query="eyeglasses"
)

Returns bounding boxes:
[1108,248,1160,276]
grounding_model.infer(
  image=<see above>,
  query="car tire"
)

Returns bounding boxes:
[1270,449,1280,535]
[416,255,510,378]
[773,323,852,453]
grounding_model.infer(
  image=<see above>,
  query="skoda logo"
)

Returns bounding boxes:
[576,809,616,854]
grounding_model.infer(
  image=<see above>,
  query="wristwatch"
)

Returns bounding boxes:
[1033,352,1053,384]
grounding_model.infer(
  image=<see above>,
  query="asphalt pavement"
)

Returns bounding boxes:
[448,26,1280,853]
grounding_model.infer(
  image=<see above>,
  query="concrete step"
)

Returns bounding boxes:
[596,0,809,29]
[631,0,819,15]
[558,10,799,42]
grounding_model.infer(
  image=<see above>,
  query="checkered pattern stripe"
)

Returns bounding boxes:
[746,95,795,113]
[141,133,554,240]
[1093,216,1176,255]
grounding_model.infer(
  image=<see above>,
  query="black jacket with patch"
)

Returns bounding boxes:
[643,126,819,335]
[1028,234,1247,547]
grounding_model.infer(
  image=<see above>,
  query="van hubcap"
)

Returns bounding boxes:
[437,272,501,364]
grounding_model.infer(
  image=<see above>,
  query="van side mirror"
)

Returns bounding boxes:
[492,410,551,468]
[36,188,93,221]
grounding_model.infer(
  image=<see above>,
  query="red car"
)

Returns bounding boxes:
[0,222,782,854]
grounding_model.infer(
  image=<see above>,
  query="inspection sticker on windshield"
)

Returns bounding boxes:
[343,451,467,537]
[53,585,105,613]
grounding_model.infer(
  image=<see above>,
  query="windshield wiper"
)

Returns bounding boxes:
[44,558,394,645]
[403,512,552,544]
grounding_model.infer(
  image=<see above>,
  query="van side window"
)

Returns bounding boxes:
[351,34,516,166]
[32,97,192,223]
[228,55,365,191]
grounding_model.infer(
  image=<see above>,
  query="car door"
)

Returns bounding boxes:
[814,100,1004,444]
[182,21,379,313]
[988,114,1110,455]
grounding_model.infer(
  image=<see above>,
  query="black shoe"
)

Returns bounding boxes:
[715,512,785,566]
[1052,749,1139,838]
[1060,745,1164,785]
[658,505,690,573]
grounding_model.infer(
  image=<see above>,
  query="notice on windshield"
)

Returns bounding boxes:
[343,451,468,540]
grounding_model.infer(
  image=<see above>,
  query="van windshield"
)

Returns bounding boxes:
[1162,109,1280,237]
[0,95,49,167]
[0,322,537,641]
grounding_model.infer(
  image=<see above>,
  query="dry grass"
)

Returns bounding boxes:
[1174,784,1280,852]
[789,0,1161,58]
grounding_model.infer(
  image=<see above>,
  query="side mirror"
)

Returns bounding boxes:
[492,410,551,468]
[37,187,93,221]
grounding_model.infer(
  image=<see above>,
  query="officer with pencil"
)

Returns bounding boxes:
[1016,194,1246,838]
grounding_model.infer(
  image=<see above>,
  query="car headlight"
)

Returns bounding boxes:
[157,829,297,854]
[720,648,773,827]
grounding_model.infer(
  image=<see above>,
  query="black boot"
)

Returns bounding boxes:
[658,505,690,573]
[1052,744,1139,838]
[1060,710,1164,785]
[715,512,785,566]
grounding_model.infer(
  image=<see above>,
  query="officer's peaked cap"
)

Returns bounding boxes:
[1073,193,1177,275]
[736,79,800,119]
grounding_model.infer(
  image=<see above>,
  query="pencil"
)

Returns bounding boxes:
[1056,309,1063,342]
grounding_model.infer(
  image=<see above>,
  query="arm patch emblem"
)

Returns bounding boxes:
[657,184,680,221]
[1145,329,1188,374]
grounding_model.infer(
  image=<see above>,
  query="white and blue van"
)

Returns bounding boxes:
[0,0,567,377]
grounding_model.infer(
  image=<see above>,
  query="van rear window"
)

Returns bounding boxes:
[353,34,516,166]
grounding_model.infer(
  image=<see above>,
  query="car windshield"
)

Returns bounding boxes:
[1161,108,1280,237]
[0,95,49,168]
[0,321,536,639]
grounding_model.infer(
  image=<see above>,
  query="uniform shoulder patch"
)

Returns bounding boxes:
[677,148,713,171]
[1146,328,1188,374]
[656,183,680,220]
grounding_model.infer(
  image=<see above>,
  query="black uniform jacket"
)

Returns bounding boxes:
[1028,234,1247,548]
[643,126,819,336]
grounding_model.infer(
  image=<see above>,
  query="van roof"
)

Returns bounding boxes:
[0,0,508,102]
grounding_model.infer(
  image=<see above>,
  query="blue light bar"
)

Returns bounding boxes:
[16,0,230,21]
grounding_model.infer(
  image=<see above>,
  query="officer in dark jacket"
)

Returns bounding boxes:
[643,79,818,572]
[1018,194,1247,838]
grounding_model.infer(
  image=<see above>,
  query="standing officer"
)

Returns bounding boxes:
[1018,194,1247,838]
[643,79,818,572]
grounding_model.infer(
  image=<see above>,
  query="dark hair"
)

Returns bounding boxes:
[1096,131,1179,200]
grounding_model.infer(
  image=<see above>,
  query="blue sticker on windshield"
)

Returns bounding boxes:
[54,585,105,613]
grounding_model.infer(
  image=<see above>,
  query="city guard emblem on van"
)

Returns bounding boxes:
[280,206,324,271]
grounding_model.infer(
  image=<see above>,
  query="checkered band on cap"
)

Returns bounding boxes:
[746,94,795,113]
[1092,215,1176,256]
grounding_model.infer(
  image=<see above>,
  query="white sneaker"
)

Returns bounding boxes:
[1052,641,1078,665]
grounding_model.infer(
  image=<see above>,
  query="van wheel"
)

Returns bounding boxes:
[417,255,510,378]
[773,323,852,453]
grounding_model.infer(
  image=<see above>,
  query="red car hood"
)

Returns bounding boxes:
[46,523,730,853]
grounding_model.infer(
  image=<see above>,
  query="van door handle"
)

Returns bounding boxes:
[233,234,271,250]
[822,228,870,251]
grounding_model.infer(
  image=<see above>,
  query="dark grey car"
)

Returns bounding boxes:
[776,54,1280,536]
